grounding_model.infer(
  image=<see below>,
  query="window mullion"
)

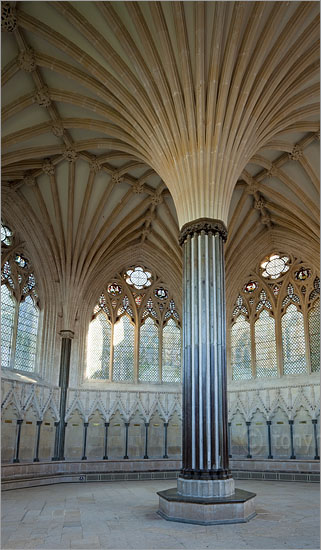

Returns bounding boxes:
[134,322,139,383]
[158,323,163,383]
[275,313,283,377]
[303,308,312,374]
[10,297,20,369]
[110,322,114,381]
[250,314,256,378]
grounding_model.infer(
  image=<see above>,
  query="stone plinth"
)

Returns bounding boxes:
[177,476,235,498]
[158,488,256,525]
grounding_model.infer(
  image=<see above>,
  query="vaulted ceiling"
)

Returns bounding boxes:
[2,1,319,318]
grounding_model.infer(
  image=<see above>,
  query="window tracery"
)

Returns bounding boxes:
[87,266,181,383]
[230,253,319,380]
[1,223,39,372]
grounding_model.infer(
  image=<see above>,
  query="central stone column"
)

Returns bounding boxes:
[158,218,256,524]
[178,218,233,498]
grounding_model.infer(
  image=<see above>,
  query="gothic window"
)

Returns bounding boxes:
[139,317,159,382]
[162,319,181,383]
[1,225,39,372]
[254,310,277,377]
[86,311,111,380]
[231,315,252,380]
[14,295,39,372]
[308,299,320,373]
[230,253,318,380]
[1,285,15,368]
[87,266,181,383]
[113,315,135,381]
[282,304,307,375]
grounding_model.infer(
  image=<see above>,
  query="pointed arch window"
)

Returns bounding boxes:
[308,299,320,373]
[254,310,277,377]
[139,317,159,382]
[86,311,111,380]
[282,304,307,375]
[231,315,252,380]
[113,314,135,381]
[1,254,39,372]
[162,319,181,383]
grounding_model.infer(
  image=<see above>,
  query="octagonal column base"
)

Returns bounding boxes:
[177,476,235,498]
[157,488,256,525]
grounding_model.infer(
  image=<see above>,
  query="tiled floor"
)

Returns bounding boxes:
[1,480,319,550]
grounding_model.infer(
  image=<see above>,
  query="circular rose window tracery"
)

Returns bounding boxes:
[260,254,290,280]
[126,266,152,290]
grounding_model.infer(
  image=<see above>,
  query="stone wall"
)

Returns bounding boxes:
[1,376,319,463]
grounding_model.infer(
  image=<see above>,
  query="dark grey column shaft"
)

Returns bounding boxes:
[53,331,74,461]
[289,420,296,459]
[312,419,319,460]
[33,420,42,462]
[82,422,89,460]
[52,421,59,460]
[103,422,109,460]
[179,220,231,481]
[13,419,23,463]
[267,421,273,459]
[228,422,232,458]
[124,422,129,459]
[246,422,252,458]
[144,423,149,459]
[163,422,169,459]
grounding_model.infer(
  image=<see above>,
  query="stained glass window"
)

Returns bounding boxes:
[86,312,111,379]
[139,317,159,382]
[255,310,278,377]
[1,223,12,246]
[113,315,134,381]
[309,299,320,373]
[282,304,307,375]
[231,316,252,380]
[14,296,39,372]
[162,319,181,382]
[1,285,15,368]
[261,254,290,279]
[126,266,151,289]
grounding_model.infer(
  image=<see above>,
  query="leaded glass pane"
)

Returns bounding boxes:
[86,312,111,379]
[309,300,320,373]
[15,295,39,372]
[113,315,134,381]
[162,319,181,382]
[231,316,252,380]
[139,317,159,382]
[254,310,277,377]
[1,285,15,368]
[282,304,307,375]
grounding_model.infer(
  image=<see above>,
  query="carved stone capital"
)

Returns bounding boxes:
[63,148,78,163]
[90,158,101,173]
[132,181,144,194]
[288,145,303,161]
[18,48,36,72]
[111,173,123,185]
[179,217,228,246]
[51,122,64,137]
[42,159,55,176]
[23,174,36,187]
[1,2,17,32]
[254,196,266,211]
[151,193,163,205]
[34,87,51,108]
[59,330,74,339]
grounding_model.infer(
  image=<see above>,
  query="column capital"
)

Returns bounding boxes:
[178,218,228,246]
[59,330,74,339]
